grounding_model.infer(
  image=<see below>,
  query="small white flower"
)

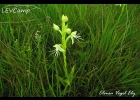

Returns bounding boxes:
[70,31,83,44]
[50,44,65,56]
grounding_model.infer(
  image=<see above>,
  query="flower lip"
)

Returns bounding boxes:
[70,31,83,44]
[50,44,65,56]
[53,44,65,52]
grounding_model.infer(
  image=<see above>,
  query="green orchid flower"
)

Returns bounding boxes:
[66,31,83,45]
[62,14,68,22]
[65,28,71,34]
[50,44,65,56]
[53,23,60,31]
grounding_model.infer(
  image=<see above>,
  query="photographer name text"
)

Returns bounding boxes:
[99,90,135,97]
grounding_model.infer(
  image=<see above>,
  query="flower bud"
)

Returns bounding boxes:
[65,28,71,34]
[62,15,68,22]
[53,23,60,31]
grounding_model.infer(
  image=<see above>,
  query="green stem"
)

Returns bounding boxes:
[62,51,68,78]
[66,35,71,45]
[62,21,68,79]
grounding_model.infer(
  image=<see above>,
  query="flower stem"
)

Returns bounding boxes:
[62,21,68,79]
[62,51,68,78]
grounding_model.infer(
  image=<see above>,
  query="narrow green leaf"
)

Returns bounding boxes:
[55,75,67,87]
